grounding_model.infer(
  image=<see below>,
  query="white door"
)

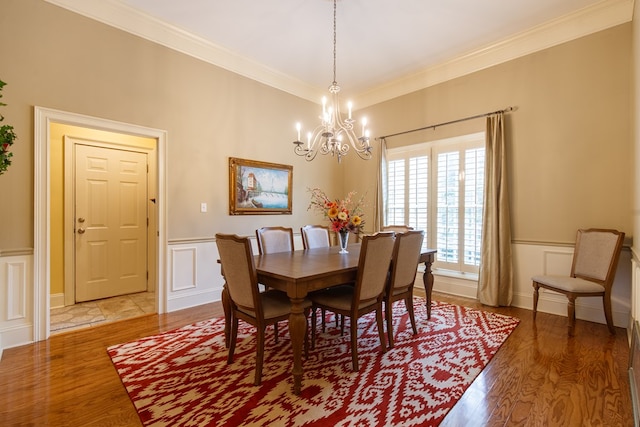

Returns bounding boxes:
[75,144,148,302]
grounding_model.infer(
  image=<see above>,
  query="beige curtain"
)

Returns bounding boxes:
[477,113,513,306]
[373,138,388,233]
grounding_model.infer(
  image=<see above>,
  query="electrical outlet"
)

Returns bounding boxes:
[200,202,207,213]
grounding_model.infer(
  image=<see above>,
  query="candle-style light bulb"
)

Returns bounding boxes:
[307,131,312,150]
[347,101,352,119]
[296,122,301,141]
[361,117,368,136]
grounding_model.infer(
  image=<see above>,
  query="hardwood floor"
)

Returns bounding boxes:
[0,291,633,426]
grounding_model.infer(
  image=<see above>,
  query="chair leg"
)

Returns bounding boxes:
[567,297,576,337]
[255,327,265,386]
[532,283,539,320]
[386,299,395,349]
[311,307,317,350]
[227,316,239,364]
[376,307,387,354]
[304,308,310,358]
[321,308,326,333]
[406,295,417,335]
[274,323,279,344]
[603,295,616,335]
[350,318,359,372]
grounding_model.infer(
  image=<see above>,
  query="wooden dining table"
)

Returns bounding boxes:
[221,243,436,395]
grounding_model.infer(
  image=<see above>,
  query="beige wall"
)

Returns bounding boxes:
[0,0,344,254]
[349,24,633,245]
[0,0,633,251]
[634,0,640,255]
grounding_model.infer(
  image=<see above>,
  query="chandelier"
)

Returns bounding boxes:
[293,0,372,163]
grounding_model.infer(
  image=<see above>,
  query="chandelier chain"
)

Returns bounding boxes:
[332,0,337,85]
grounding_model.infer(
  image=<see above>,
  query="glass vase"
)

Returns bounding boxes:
[338,230,349,254]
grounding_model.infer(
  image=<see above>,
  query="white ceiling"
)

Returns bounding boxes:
[47,0,633,106]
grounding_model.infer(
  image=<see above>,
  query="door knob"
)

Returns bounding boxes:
[77,228,86,234]
[78,218,85,223]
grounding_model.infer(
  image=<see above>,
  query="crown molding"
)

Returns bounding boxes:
[44,0,323,102]
[355,0,634,107]
[45,0,633,107]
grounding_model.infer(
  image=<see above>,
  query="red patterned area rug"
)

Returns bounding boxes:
[108,298,519,427]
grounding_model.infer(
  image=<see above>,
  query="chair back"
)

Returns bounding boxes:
[382,225,414,233]
[389,230,425,292]
[255,226,294,254]
[301,225,331,249]
[355,232,396,303]
[571,228,625,289]
[216,234,261,315]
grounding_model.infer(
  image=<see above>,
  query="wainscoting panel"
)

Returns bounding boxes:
[167,239,224,312]
[0,253,34,356]
[631,256,640,333]
[432,242,631,329]
[511,242,631,329]
[6,259,27,320]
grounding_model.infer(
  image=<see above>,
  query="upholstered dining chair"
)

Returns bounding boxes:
[256,226,295,254]
[255,226,295,341]
[301,224,348,331]
[216,233,311,385]
[301,224,332,249]
[385,230,425,348]
[382,225,414,233]
[310,232,396,372]
[532,228,625,336]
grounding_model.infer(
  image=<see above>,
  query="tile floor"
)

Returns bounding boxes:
[50,291,156,334]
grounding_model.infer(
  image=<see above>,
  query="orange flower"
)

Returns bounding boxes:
[307,188,366,234]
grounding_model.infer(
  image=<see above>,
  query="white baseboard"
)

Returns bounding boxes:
[431,273,478,300]
[50,293,65,309]
[167,288,222,312]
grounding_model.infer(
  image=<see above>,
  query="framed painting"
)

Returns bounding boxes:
[229,157,293,215]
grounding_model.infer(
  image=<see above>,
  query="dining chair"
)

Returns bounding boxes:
[310,232,396,371]
[255,226,295,341]
[301,224,332,249]
[301,224,348,331]
[384,230,425,348]
[532,228,625,336]
[256,226,295,254]
[382,225,414,233]
[216,233,311,385]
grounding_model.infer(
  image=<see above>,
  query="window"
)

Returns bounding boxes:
[386,132,485,274]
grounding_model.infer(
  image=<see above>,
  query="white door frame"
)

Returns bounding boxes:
[34,107,168,341]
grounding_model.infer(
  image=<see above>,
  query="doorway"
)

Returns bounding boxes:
[66,138,151,303]
[34,107,168,341]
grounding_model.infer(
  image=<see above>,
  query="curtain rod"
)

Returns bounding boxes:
[376,106,515,140]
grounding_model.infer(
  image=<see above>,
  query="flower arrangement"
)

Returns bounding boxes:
[307,187,366,235]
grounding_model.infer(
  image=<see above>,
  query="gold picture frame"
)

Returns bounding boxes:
[229,157,293,215]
